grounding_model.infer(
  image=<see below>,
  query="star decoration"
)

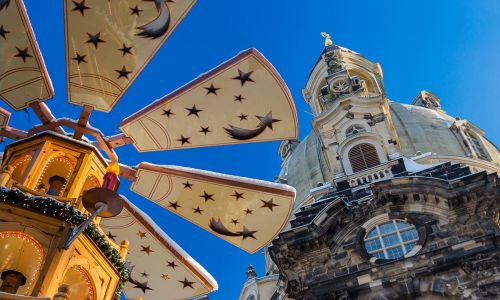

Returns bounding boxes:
[133,280,152,293]
[72,52,87,64]
[192,206,204,214]
[167,260,178,269]
[141,272,149,278]
[231,191,245,200]
[162,109,174,118]
[14,47,32,63]
[230,219,239,225]
[234,94,245,103]
[72,0,90,16]
[232,69,255,86]
[137,230,147,239]
[179,277,195,289]
[238,226,258,240]
[256,112,281,130]
[204,83,220,95]
[200,126,211,135]
[244,208,253,215]
[118,44,133,56]
[177,135,191,145]
[161,274,169,280]
[186,105,202,117]
[238,113,248,121]
[0,25,9,40]
[115,66,132,79]
[86,32,105,48]
[140,245,154,255]
[106,232,116,241]
[200,191,215,202]
[168,201,181,210]
[183,181,193,189]
[261,198,279,211]
[130,5,143,16]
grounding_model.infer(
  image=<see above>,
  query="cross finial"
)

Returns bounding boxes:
[321,32,333,47]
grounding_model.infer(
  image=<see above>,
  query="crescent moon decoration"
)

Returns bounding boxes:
[224,111,281,140]
[137,0,171,39]
[0,0,10,11]
[209,218,258,240]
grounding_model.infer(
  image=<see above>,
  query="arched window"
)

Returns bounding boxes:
[348,143,380,173]
[467,133,489,160]
[345,124,366,138]
[364,220,419,260]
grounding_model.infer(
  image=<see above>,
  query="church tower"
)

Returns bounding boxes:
[238,34,500,300]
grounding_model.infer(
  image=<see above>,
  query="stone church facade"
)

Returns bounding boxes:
[238,40,500,299]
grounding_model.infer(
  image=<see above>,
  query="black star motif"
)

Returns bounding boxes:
[244,208,253,215]
[200,126,211,135]
[140,245,154,255]
[183,181,193,189]
[231,191,244,200]
[130,5,142,16]
[179,277,195,289]
[192,206,204,214]
[168,201,181,210]
[14,47,32,63]
[177,135,191,145]
[0,25,9,40]
[167,260,178,269]
[256,112,281,130]
[162,109,174,118]
[232,69,255,86]
[118,44,133,56]
[115,66,132,79]
[107,232,116,241]
[238,113,248,121]
[72,0,90,16]
[234,94,245,102]
[137,230,147,239]
[204,83,220,95]
[141,272,149,278]
[185,105,202,117]
[133,280,152,293]
[238,226,258,240]
[161,274,169,280]
[260,198,279,211]
[72,52,87,64]
[230,219,239,225]
[200,191,215,202]
[86,32,105,48]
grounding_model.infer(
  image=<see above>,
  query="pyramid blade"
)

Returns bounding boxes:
[0,107,10,129]
[120,48,298,151]
[0,0,54,110]
[130,162,296,253]
[64,0,197,112]
[99,196,217,300]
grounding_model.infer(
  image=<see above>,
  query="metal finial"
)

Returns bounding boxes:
[321,32,333,47]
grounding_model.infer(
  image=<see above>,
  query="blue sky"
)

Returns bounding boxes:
[5,1,500,299]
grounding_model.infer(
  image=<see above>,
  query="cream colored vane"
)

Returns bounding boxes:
[130,163,296,253]
[0,0,54,110]
[0,107,10,129]
[99,197,217,300]
[120,48,298,151]
[64,0,197,112]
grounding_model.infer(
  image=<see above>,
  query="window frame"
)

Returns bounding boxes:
[363,219,419,260]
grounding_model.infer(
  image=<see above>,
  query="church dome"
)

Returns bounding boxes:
[278,101,499,204]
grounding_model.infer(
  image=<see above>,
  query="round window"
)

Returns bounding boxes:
[364,220,419,259]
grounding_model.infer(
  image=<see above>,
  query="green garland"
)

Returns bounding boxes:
[0,187,129,300]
